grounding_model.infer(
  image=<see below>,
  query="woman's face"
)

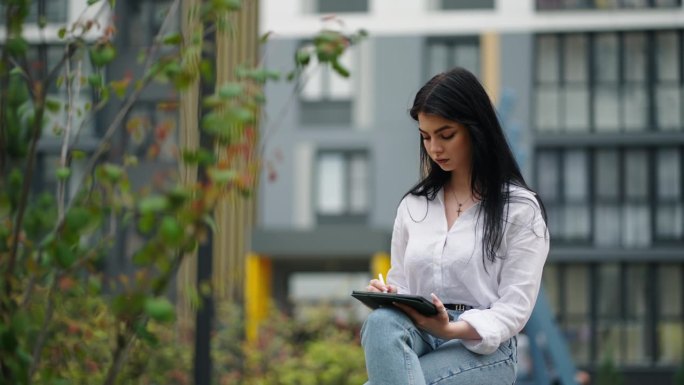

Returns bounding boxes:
[417,112,472,175]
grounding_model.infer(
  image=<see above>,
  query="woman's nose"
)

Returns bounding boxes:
[429,141,442,154]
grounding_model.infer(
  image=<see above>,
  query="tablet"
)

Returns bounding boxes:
[351,290,438,316]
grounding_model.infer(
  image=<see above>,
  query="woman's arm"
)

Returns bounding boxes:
[458,199,549,354]
[393,293,482,341]
[386,200,410,293]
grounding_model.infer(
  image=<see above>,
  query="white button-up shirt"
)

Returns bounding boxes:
[387,184,549,355]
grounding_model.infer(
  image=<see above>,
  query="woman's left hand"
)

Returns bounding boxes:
[393,293,453,340]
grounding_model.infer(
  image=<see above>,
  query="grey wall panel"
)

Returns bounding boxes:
[260,39,301,228]
[500,33,534,180]
[370,36,423,229]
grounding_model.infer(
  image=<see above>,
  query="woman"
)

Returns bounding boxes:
[361,67,549,385]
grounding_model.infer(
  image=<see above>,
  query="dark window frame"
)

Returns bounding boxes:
[533,30,684,135]
[439,0,495,10]
[0,0,69,25]
[424,36,481,81]
[536,0,682,11]
[544,262,684,368]
[297,40,355,127]
[314,0,368,14]
[314,149,370,225]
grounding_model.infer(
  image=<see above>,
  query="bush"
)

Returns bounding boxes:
[213,303,367,385]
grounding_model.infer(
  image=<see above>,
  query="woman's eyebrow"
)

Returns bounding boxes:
[418,125,454,134]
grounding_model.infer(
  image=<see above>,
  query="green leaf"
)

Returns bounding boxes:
[227,106,253,124]
[138,196,169,215]
[0,194,10,218]
[218,83,243,99]
[66,207,90,233]
[55,241,77,268]
[162,32,183,46]
[144,297,175,323]
[55,167,71,180]
[112,293,145,319]
[87,0,101,5]
[160,216,183,245]
[202,214,217,233]
[88,74,103,88]
[7,37,29,56]
[295,49,311,66]
[138,214,156,234]
[71,150,86,160]
[58,27,67,39]
[167,187,190,207]
[132,243,154,265]
[0,327,18,351]
[260,31,273,44]
[101,163,123,181]
[134,321,159,346]
[331,59,350,78]
[45,99,61,113]
[207,168,237,184]
[89,43,117,67]
[202,95,223,109]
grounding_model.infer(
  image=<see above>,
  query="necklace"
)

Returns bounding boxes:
[449,187,470,217]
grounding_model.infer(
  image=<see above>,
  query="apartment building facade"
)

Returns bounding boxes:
[257,0,684,382]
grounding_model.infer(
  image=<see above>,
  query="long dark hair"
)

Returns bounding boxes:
[407,67,547,264]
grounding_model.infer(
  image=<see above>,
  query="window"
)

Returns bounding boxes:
[300,45,355,126]
[536,149,591,244]
[35,154,87,198]
[315,150,369,224]
[535,31,684,133]
[126,0,180,47]
[544,262,683,367]
[536,147,684,246]
[439,0,495,10]
[0,0,68,24]
[536,0,681,10]
[313,0,368,13]
[426,37,480,80]
[22,45,97,140]
[658,264,684,365]
[123,101,179,162]
[536,29,684,374]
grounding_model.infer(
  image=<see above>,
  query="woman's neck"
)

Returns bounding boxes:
[448,172,471,197]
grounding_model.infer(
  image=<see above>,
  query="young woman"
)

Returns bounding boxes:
[361,67,549,385]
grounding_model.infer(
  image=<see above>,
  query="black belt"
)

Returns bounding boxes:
[444,304,473,311]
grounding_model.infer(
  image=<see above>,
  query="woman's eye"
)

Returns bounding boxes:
[441,134,455,140]
[421,136,429,141]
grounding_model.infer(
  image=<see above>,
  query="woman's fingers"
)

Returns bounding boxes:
[430,293,445,310]
[367,279,387,293]
[393,302,420,320]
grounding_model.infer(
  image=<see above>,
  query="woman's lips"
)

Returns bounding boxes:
[436,159,449,165]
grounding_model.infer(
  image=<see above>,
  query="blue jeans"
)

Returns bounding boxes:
[361,307,517,385]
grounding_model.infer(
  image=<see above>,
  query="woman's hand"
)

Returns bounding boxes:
[366,279,397,293]
[393,293,454,340]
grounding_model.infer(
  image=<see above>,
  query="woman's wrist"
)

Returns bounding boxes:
[445,320,481,341]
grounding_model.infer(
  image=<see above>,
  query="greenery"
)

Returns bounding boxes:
[0,0,366,384]
[213,303,367,385]
[595,353,623,385]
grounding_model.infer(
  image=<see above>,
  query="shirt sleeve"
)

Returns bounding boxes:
[457,199,549,355]
[387,199,410,294]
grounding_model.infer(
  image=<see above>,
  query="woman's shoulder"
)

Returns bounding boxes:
[396,191,436,222]
[506,184,539,203]
[505,184,544,222]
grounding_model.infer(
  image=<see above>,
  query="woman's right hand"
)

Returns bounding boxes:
[366,279,397,293]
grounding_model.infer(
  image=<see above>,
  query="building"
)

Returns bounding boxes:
[257,0,684,383]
